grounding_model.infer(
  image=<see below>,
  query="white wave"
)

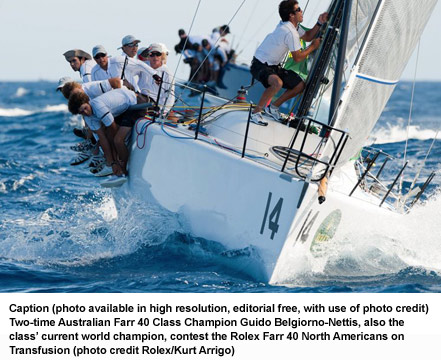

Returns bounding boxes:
[0,107,33,117]
[43,104,68,113]
[0,104,68,117]
[12,173,37,191]
[0,191,182,266]
[273,190,441,285]
[13,87,29,98]
[369,123,441,144]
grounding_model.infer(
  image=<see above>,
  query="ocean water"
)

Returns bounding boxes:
[0,81,440,293]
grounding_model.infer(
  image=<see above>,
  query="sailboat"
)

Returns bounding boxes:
[115,0,438,284]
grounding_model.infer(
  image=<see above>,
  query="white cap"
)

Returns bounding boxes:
[149,43,164,54]
[56,76,74,91]
[158,43,169,55]
[118,35,140,49]
[92,45,107,58]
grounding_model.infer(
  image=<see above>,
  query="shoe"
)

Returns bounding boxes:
[70,139,94,152]
[250,112,268,126]
[90,162,104,174]
[100,174,128,188]
[93,165,113,177]
[73,127,87,139]
[88,154,105,168]
[70,152,91,166]
[264,104,282,121]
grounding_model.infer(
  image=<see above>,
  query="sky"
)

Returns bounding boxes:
[0,0,440,82]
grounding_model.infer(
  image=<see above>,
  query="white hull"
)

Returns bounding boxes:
[120,112,396,283]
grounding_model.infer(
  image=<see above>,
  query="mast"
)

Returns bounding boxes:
[291,0,345,124]
[328,0,352,126]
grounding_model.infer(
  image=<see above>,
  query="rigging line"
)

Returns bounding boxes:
[185,0,248,88]
[235,0,261,51]
[303,0,311,14]
[405,128,439,199]
[355,0,360,51]
[399,40,421,194]
[168,0,203,105]
[235,10,275,55]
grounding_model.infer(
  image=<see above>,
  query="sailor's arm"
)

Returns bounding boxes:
[290,38,321,63]
[301,12,328,42]
[126,58,156,77]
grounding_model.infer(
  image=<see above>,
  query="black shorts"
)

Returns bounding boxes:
[115,93,151,128]
[250,57,303,89]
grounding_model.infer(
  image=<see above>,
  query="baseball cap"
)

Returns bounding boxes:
[56,76,74,91]
[92,45,107,58]
[148,43,163,54]
[118,35,140,49]
[157,43,169,55]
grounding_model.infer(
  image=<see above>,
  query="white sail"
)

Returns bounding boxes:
[345,0,380,78]
[326,0,437,168]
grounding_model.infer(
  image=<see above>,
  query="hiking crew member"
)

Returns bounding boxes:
[63,49,95,83]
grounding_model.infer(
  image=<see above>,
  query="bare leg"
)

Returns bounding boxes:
[273,81,305,108]
[253,74,283,113]
[95,128,113,166]
[113,126,132,173]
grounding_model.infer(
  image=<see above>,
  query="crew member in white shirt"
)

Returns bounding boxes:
[63,49,95,83]
[250,0,327,122]
[57,76,120,169]
[137,43,175,113]
[68,87,138,181]
[210,25,231,55]
[91,45,112,81]
[201,39,227,88]
[58,78,122,100]
[90,41,158,95]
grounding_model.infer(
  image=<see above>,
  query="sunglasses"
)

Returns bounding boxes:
[125,43,138,48]
[94,53,106,59]
[293,7,302,13]
[148,52,162,57]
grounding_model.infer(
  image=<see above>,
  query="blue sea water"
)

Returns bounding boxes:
[0,81,440,293]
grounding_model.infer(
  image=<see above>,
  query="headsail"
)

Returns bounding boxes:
[325,0,437,169]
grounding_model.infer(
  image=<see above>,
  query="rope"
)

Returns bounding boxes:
[135,118,154,149]
[167,0,203,108]
[399,40,420,194]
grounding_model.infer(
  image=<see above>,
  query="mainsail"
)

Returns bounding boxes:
[344,0,379,79]
[325,0,437,169]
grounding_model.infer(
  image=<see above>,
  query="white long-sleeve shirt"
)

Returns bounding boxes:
[138,64,175,112]
[84,87,137,130]
[79,59,95,83]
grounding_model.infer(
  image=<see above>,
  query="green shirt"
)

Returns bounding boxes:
[283,24,309,81]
